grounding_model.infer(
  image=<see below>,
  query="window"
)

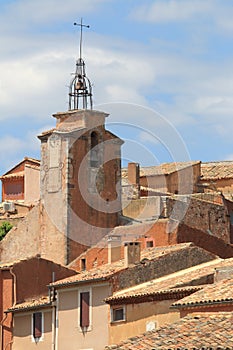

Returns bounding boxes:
[80,292,90,328]
[111,306,125,322]
[90,132,99,168]
[146,240,154,248]
[5,181,24,200]
[78,289,92,332]
[81,258,86,271]
[32,312,43,343]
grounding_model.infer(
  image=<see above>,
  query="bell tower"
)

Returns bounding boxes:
[39,20,123,264]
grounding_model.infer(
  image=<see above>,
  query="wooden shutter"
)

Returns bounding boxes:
[80,292,90,328]
[33,312,42,338]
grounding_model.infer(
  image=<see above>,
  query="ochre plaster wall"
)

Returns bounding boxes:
[12,309,52,350]
[109,300,179,345]
[24,166,40,204]
[57,284,110,350]
[122,196,162,220]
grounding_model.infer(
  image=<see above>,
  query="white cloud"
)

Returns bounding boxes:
[3,0,108,26]
[130,0,213,23]
[1,0,233,168]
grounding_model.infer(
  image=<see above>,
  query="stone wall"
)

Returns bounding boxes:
[0,203,67,265]
[166,197,230,243]
[177,224,233,259]
[110,245,216,292]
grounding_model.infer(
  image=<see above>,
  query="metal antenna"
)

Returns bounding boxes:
[74,18,90,59]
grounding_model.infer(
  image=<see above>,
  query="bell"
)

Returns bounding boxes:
[75,80,83,90]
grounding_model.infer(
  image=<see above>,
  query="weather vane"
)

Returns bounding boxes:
[74,18,90,60]
[68,19,93,110]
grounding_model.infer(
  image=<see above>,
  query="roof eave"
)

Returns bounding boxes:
[49,276,109,289]
[171,299,233,309]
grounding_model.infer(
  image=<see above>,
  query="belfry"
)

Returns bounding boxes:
[69,19,93,110]
[38,20,123,264]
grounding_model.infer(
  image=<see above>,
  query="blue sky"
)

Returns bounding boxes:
[1,0,233,174]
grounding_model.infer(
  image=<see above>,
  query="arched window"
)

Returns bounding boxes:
[90,132,99,167]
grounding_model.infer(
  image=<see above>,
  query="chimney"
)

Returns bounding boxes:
[108,235,121,264]
[214,266,233,282]
[124,242,141,268]
[127,162,140,199]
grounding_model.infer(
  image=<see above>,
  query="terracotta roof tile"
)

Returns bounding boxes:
[23,157,40,165]
[0,171,24,179]
[122,161,200,178]
[173,277,233,309]
[7,296,50,313]
[51,243,198,288]
[201,161,233,180]
[38,128,55,137]
[105,285,202,304]
[141,161,200,177]
[105,313,233,349]
[106,258,233,304]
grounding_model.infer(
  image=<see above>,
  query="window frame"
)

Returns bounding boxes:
[78,287,92,332]
[31,311,44,343]
[110,305,126,323]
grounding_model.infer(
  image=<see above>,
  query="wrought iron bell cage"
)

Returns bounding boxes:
[69,58,93,110]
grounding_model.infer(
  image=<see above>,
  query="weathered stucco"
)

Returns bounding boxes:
[12,309,52,350]
[109,300,179,345]
[57,283,110,350]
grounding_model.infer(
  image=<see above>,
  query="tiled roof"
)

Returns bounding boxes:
[51,243,198,288]
[141,161,200,177]
[172,277,233,309]
[0,261,15,269]
[105,313,233,349]
[37,128,55,137]
[24,157,40,165]
[0,171,24,179]
[1,157,40,177]
[106,258,233,304]
[68,231,187,269]
[25,163,40,170]
[201,161,233,180]
[51,260,125,287]
[7,296,50,313]
[122,161,200,178]
[105,285,202,305]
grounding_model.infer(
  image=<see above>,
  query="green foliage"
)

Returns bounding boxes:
[0,221,13,241]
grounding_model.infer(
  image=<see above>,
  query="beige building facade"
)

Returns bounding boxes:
[12,307,53,350]
[56,283,110,350]
[108,299,179,344]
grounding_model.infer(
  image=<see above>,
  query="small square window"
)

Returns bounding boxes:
[146,241,154,248]
[111,306,125,322]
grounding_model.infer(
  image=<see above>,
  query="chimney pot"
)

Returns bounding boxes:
[124,241,141,267]
[108,235,121,264]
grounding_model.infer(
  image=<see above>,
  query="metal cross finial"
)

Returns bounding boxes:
[74,18,90,60]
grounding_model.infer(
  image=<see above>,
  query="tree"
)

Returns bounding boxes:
[0,221,13,241]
